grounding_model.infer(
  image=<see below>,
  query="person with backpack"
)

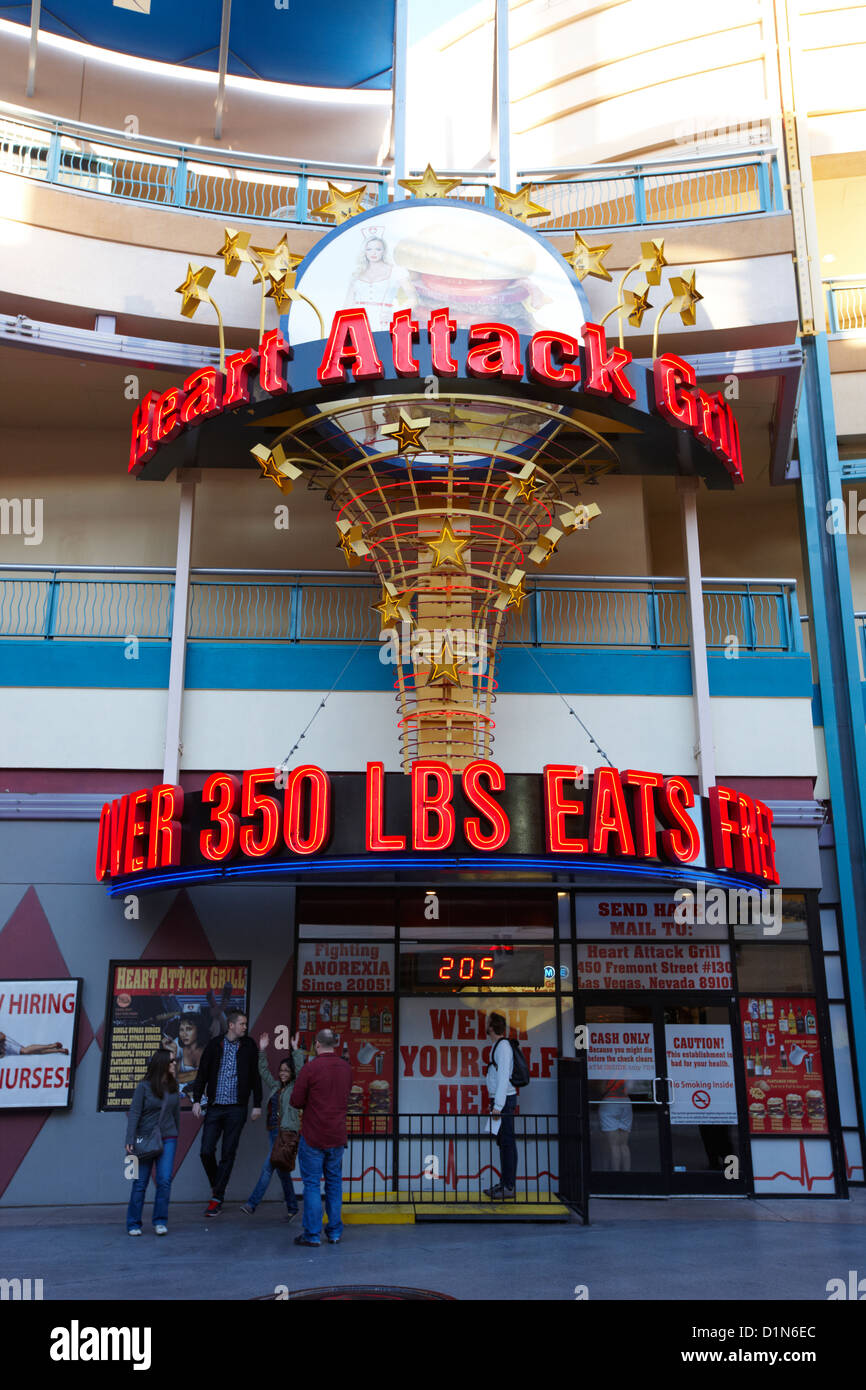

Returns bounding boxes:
[483,1011,523,1200]
[124,1048,181,1236]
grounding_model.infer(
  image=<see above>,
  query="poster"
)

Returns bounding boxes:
[398,998,559,1116]
[664,1025,737,1125]
[0,979,81,1108]
[296,942,394,993]
[577,941,732,990]
[100,961,251,1111]
[576,894,724,941]
[740,997,827,1134]
[587,1023,655,1080]
[295,993,394,1135]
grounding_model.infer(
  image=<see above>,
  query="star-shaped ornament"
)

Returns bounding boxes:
[373,582,413,627]
[176,264,215,318]
[559,502,601,534]
[505,463,538,503]
[426,639,462,686]
[624,283,653,328]
[425,519,470,571]
[336,519,370,568]
[639,239,668,287]
[563,233,612,283]
[495,568,528,613]
[669,271,703,326]
[381,410,431,454]
[252,236,301,284]
[250,443,303,495]
[398,164,462,199]
[315,182,368,224]
[493,185,550,223]
[265,272,296,314]
[217,228,252,277]
[528,526,563,568]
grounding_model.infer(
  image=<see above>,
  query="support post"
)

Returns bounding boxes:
[214,0,232,141]
[163,473,197,784]
[495,0,512,190]
[392,0,408,185]
[677,475,716,795]
[26,0,41,98]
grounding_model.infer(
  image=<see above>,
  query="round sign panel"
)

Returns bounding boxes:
[289,199,589,345]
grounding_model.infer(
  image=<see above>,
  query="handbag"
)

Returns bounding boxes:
[133,1090,169,1161]
[271,1128,300,1172]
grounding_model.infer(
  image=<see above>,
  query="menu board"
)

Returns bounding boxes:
[295,993,394,1135]
[740,996,827,1134]
[578,941,732,990]
[665,1025,737,1125]
[99,961,251,1111]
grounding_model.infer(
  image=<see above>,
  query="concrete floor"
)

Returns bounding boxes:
[2,1191,864,1300]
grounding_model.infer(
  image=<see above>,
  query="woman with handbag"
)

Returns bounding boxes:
[241,1032,304,1219]
[124,1048,180,1236]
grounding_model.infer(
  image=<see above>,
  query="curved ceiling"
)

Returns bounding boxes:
[0,0,396,90]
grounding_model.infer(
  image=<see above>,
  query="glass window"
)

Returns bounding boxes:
[825,956,844,999]
[732,892,808,941]
[831,1004,859,1127]
[400,942,556,995]
[735,944,813,993]
[820,908,839,953]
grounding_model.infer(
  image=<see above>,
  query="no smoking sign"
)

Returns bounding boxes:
[691,1089,711,1110]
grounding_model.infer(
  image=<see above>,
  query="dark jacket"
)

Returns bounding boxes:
[126,1080,180,1148]
[191,1034,262,1108]
[290,1052,352,1149]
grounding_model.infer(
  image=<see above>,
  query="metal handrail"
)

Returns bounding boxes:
[0,563,800,585]
[519,145,779,179]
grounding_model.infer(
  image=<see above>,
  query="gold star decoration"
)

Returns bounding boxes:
[176,263,215,318]
[373,582,413,627]
[425,519,470,571]
[427,637,462,686]
[528,526,563,568]
[315,182,368,225]
[495,568,528,613]
[381,409,431,454]
[217,227,253,277]
[250,443,303,495]
[668,271,703,326]
[252,235,302,283]
[623,283,653,328]
[638,238,668,286]
[559,502,601,534]
[505,462,539,503]
[398,164,462,199]
[265,272,296,315]
[493,185,550,223]
[563,232,612,283]
[336,519,370,568]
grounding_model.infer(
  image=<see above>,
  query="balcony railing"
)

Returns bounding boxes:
[0,566,804,655]
[0,102,783,234]
[825,278,866,334]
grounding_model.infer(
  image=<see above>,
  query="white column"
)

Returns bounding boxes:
[25,0,41,98]
[163,473,197,785]
[495,0,512,189]
[392,0,408,184]
[214,0,232,141]
[678,476,716,795]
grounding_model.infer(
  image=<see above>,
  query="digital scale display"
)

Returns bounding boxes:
[414,947,546,988]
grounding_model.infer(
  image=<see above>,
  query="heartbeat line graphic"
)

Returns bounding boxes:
[755,1139,833,1191]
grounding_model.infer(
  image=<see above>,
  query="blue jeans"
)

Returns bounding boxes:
[246,1129,299,1212]
[298,1134,345,1242]
[126,1137,177,1230]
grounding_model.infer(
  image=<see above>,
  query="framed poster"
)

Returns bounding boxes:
[295,993,395,1135]
[99,961,251,1111]
[0,979,82,1108]
[740,997,827,1134]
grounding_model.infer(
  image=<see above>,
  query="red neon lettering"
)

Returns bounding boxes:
[462,760,510,851]
[147,784,183,870]
[284,765,330,855]
[708,785,737,872]
[465,323,522,381]
[622,768,663,858]
[543,764,588,853]
[122,789,150,875]
[201,773,240,862]
[317,309,384,384]
[412,760,456,851]
[723,400,743,483]
[224,347,259,408]
[589,767,636,857]
[580,323,636,402]
[152,388,184,446]
[365,760,406,851]
[240,768,281,859]
[389,308,420,377]
[427,308,458,376]
[180,367,223,424]
[259,328,291,394]
[95,802,111,881]
[755,799,779,884]
[128,392,158,474]
[653,354,697,429]
[660,776,700,864]
[527,331,581,387]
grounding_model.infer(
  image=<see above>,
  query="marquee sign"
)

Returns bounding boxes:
[96,762,778,893]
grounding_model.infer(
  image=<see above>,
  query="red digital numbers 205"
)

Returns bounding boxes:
[438,954,495,982]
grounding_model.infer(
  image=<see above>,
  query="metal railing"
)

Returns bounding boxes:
[343,1113,565,1206]
[824,277,866,334]
[0,102,782,234]
[0,566,804,655]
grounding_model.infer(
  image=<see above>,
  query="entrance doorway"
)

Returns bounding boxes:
[583,998,749,1194]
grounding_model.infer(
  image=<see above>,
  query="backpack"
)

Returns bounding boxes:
[495,1036,530,1089]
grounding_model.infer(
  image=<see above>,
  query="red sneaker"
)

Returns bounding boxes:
[204,1199,222,1217]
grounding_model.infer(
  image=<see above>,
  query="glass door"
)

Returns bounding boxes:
[662,1001,747,1193]
[585,1003,668,1195]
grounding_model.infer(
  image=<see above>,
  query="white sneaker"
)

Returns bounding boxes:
[128,1227,142,1236]
[154,1224,168,1236]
